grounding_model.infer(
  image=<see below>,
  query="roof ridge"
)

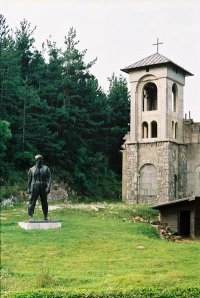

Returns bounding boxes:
[126,52,170,69]
[121,52,193,76]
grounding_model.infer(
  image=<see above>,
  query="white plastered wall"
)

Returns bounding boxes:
[128,65,186,144]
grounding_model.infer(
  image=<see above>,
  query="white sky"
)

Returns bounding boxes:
[2,0,200,121]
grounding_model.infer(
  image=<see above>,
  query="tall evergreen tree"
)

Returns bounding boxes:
[0,17,128,201]
[14,19,36,79]
[107,74,130,175]
[0,15,21,120]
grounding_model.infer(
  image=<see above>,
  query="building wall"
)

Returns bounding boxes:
[122,141,187,204]
[128,66,185,144]
[178,145,188,198]
[187,144,200,196]
[184,121,200,196]
[184,121,200,144]
[159,202,195,237]
[122,62,199,204]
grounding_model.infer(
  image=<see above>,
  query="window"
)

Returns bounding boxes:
[172,121,174,138]
[143,82,157,111]
[175,122,178,139]
[142,122,149,138]
[174,174,178,198]
[139,164,157,196]
[172,83,178,112]
[151,121,157,138]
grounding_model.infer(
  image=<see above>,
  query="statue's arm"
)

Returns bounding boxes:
[45,167,51,194]
[28,169,32,194]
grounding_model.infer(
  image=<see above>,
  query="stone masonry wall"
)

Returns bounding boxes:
[167,142,178,201]
[123,141,187,205]
[138,142,169,205]
[178,145,187,198]
[125,144,138,203]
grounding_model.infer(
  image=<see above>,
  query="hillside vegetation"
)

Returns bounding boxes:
[0,14,129,202]
[1,203,200,297]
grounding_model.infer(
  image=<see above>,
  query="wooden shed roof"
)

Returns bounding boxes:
[152,197,200,210]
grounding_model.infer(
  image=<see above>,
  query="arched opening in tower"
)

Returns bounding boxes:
[151,121,157,138]
[142,122,149,138]
[172,83,178,112]
[143,82,157,111]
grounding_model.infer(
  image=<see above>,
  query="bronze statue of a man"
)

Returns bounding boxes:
[28,155,51,221]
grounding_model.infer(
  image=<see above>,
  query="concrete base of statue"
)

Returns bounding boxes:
[18,220,61,230]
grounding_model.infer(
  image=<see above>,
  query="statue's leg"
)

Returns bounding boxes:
[28,193,37,217]
[40,192,48,220]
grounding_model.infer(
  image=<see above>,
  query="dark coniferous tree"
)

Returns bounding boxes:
[107,74,130,175]
[0,17,129,201]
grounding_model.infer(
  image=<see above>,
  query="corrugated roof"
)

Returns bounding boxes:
[121,53,193,76]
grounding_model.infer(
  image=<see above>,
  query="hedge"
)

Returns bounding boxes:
[2,287,200,298]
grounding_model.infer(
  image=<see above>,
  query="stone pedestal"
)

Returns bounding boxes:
[18,221,61,230]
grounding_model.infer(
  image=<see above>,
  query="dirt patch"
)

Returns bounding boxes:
[64,203,106,211]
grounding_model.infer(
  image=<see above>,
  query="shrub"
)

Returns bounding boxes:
[135,205,159,221]
[3,287,200,298]
[35,267,55,289]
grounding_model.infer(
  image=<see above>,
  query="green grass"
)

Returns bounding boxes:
[1,202,200,296]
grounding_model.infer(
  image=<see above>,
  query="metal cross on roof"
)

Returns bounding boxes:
[153,38,163,53]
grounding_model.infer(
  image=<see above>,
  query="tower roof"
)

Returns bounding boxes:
[121,53,193,76]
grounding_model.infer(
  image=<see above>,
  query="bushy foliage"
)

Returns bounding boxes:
[3,287,200,298]
[0,120,12,152]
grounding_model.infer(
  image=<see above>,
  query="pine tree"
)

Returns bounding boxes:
[107,73,130,175]
[0,18,127,200]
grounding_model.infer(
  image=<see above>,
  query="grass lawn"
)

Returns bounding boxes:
[1,202,200,296]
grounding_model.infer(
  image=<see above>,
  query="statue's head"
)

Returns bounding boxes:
[35,155,43,167]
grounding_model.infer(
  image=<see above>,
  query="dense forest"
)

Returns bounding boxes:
[0,15,130,201]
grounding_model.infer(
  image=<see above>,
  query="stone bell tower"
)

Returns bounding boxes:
[121,47,193,204]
